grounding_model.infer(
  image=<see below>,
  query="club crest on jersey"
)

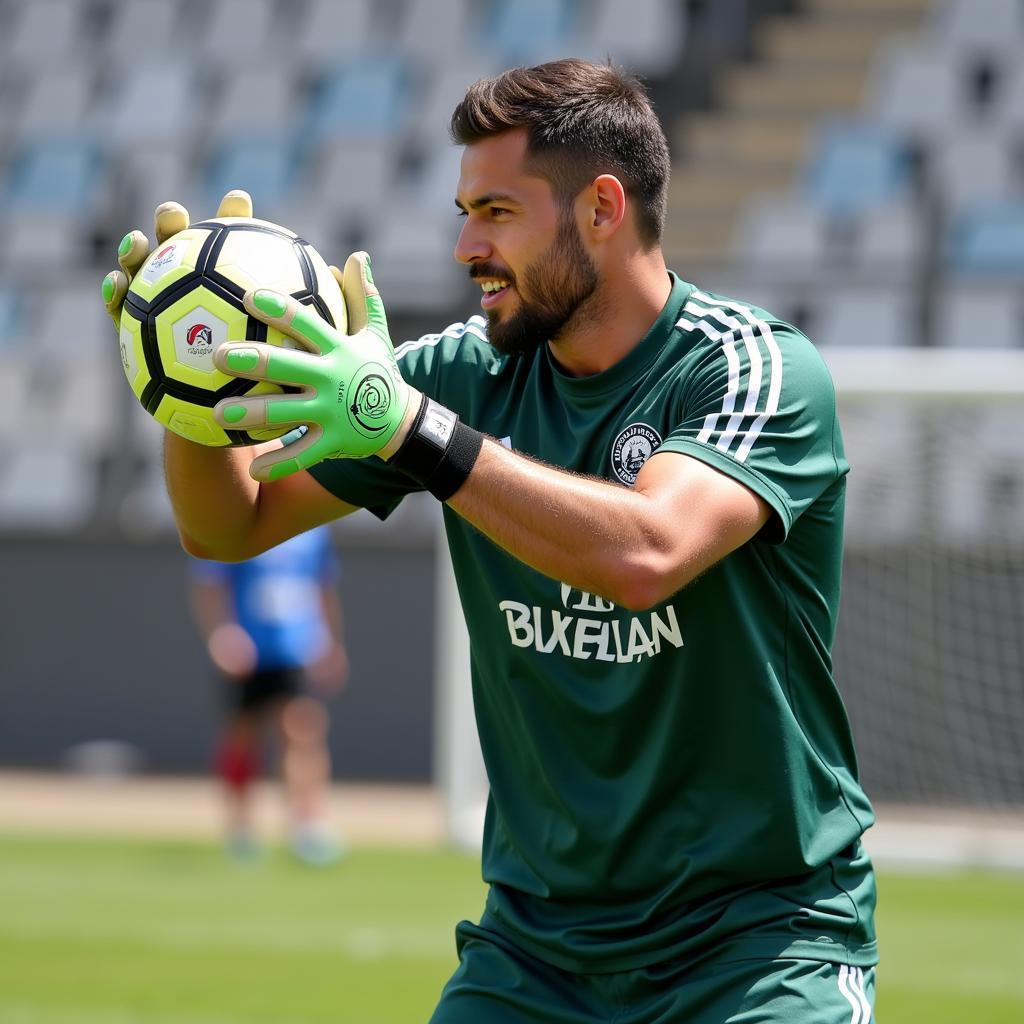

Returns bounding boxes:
[611,422,662,486]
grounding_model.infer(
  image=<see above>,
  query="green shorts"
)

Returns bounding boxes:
[429,921,875,1024]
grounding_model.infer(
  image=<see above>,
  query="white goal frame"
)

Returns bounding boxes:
[434,347,1024,868]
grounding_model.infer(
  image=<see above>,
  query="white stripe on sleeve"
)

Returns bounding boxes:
[686,290,784,463]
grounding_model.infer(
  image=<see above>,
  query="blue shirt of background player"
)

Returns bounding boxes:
[189,526,339,671]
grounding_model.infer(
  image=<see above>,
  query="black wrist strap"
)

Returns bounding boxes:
[387,395,484,501]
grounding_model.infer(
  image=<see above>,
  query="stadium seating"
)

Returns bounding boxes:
[5,0,1024,535]
[803,121,912,219]
[946,201,1024,274]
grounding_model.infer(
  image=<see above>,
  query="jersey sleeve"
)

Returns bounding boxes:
[308,316,499,518]
[659,301,847,543]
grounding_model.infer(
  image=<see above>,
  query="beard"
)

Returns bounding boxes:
[477,212,601,359]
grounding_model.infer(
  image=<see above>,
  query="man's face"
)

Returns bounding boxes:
[454,130,600,358]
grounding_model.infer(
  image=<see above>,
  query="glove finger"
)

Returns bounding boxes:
[242,289,340,356]
[215,339,325,389]
[214,392,317,432]
[154,201,190,244]
[117,230,150,280]
[249,426,336,483]
[340,251,390,344]
[216,189,253,219]
[101,270,129,329]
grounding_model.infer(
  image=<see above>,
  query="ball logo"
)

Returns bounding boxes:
[140,240,186,284]
[186,323,212,347]
[350,372,392,433]
[610,422,662,486]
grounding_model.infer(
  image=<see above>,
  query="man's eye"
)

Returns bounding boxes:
[490,207,510,217]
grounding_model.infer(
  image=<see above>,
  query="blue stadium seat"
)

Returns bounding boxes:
[0,289,21,351]
[203,139,301,208]
[305,57,408,142]
[804,122,912,219]
[946,202,1024,273]
[483,0,573,63]
[5,141,101,212]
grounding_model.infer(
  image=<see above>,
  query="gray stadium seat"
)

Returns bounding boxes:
[2,0,87,67]
[393,0,474,62]
[206,68,299,141]
[854,205,926,277]
[0,445,98,530]
[312,140,400,219]
[96,67,200,147]
[732,196,831,271]
[192,0,279,63]
[364,206,464,312]
[294,0,376,68]
[101,0,186,56]
[9,67,99,145]
[930,129,1020,212]
[810,286,920,348]
[409,61,501,148]
[574,0,688,75]
[870,41,969,142]
[935,283,1024,348]
[934,0,1024,63]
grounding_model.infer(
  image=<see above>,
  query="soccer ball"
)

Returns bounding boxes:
[118,217,347,446]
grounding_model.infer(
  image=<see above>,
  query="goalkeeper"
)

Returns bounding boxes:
[104,60,878,1024]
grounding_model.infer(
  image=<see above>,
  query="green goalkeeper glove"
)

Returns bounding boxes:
[217,252,485,496]
[213,252,418,482]
[101,190,253,329]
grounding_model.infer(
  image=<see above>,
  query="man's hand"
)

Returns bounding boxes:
[100,190,254,330]
[212,252,419,483]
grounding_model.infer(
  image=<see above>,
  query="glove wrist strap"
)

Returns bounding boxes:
[386,395,483,501]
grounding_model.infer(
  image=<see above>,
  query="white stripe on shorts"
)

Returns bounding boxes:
[838,964,872,1024]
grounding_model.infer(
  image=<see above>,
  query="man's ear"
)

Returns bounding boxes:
[589,174,627,238]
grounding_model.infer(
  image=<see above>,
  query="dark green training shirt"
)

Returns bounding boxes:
[310,274,877,973]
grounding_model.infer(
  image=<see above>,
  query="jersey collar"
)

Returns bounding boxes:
[544,273,693,400]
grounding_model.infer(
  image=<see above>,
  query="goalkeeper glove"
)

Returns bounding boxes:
[215,252,484,495]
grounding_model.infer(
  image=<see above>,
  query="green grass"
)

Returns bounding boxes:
[0,835,1021,1023]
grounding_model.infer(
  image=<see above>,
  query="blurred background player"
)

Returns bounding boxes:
[188,521,348,863]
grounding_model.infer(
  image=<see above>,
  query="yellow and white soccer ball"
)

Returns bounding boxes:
[119,216,347,446]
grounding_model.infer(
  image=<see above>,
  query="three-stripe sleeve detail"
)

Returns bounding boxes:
[675,290,783,463]
[394,317,489,361]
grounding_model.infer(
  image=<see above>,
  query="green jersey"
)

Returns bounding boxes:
[310,274,877,973]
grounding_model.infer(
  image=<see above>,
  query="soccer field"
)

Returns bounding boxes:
[0,835,1021,1024]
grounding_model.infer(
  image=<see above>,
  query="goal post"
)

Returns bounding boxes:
[434,347,1024,862]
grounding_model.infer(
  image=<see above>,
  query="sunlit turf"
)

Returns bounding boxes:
[0,834,1021,1023]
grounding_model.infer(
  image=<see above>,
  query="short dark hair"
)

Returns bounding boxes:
[450,59,670,248]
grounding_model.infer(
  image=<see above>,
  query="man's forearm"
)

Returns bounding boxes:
[446,439,673,611]
[164,432,262,559]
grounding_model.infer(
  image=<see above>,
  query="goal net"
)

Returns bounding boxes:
[827,347,1024,814]
[435,347,1024,857]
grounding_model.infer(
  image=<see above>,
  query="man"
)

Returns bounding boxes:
[105,59,876,1023]
[188,524,348,864]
